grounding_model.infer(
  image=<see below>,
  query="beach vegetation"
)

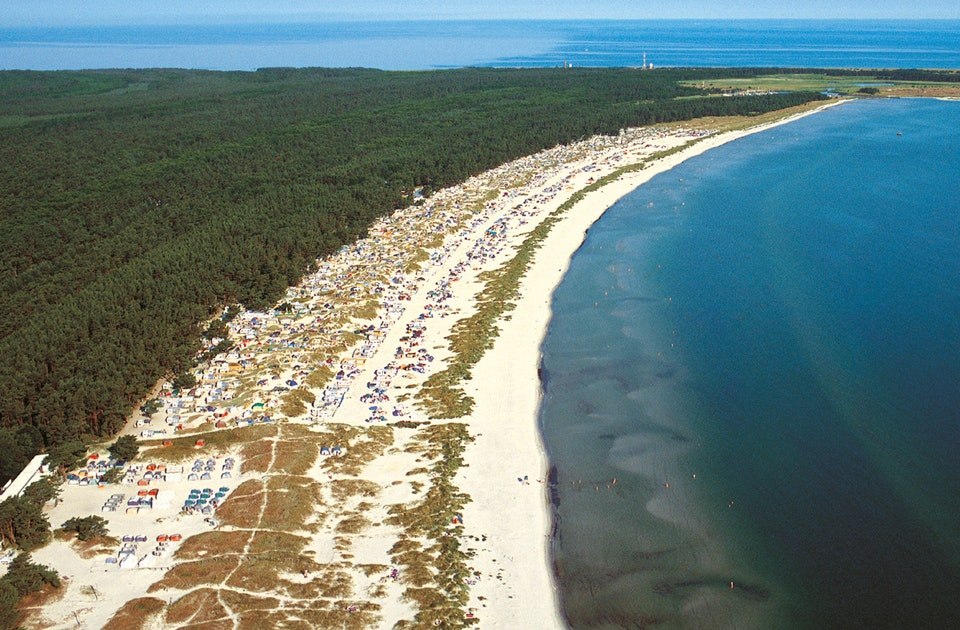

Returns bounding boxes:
[279,387,316,418]
[262,476,321,531]
[107,435,139,461]
[0,554,59,595]
[140,398,162,415]
[336,514,372,534]
[239,439,274,474]
[330,479,380,501]
[99,467,124,484]
[60,515,108,541]
[303,365,334,389]
[139,423,276,462]
[0,495,51,552]
[148,556,242,592]
[348,299,381,322]
[171,371,198,392]
[0,581,19,630]
[215,480,266,529]
[386,423,476,626]
[44,440,87,475]
[174,530,249,560]
[164,587,229,624]
[102,597,166,630]
[320,425,394,477]
[19,478,59,507]
[273,436,319,476]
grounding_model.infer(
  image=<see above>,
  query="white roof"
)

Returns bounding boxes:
[0,455,48,502]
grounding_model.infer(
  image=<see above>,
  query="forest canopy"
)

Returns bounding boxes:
[0,66,828,479]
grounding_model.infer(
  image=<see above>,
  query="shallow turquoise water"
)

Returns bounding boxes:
[539,98,960,628]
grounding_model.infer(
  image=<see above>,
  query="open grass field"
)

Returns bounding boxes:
[682,72,960,97]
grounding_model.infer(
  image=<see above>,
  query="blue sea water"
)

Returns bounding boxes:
[538,98,960,628]
[1,20,960,71]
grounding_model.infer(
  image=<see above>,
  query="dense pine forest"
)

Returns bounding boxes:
[0,66,829,481]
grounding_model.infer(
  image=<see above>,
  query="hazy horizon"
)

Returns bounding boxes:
[4,0,959,28]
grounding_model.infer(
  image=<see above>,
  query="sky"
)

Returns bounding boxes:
[3,0,959,27]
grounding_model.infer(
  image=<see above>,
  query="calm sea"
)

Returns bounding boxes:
[1,20,960,71]
[539,98,960,628]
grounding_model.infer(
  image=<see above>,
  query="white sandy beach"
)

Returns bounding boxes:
[458,99,846,628]
[20,101,844,629]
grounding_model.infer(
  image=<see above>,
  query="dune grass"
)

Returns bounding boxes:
[139,424,277,462]
[239,439,274,474]
[279,387,316,418]
[386,423,477,627]
[102,597,166,630]
[303,365,335,389]
[165,588,230,625]
[149,557,241,592]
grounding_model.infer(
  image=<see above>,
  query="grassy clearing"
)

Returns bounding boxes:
[303,365,335,389]
[139,424,277,462]
[681,72,860,93]
[881,84,960,97]
[166,588,229,625]
[215,480,266,528]
[320,425,394,477]
[148,556,241,592]
[240,439,274,474]
[280,387,316,418]
[174,530,249,560]
[681,72,960,99]
[219,590,281,614]
[348,299,380,322]
[262,475,321,531]
[273,435,319,476]
[226,552,320,593]
[662,98,837,133]
[102,597,166,630]
[249,530,310,554]
[330,478,381,501]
